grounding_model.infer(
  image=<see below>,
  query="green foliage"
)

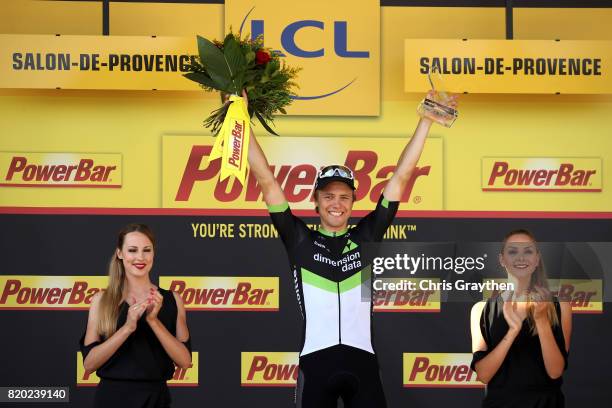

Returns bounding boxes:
[185,31,301,136]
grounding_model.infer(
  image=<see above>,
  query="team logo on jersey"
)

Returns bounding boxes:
[343,239,359,254]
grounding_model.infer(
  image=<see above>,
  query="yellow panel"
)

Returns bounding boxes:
[382,7,506,101]
[0,0,101,35]
[225,0,380,116]
[404,39,612,94]
[1,6,611,213]
[443,93,612,211]
[0,34,204,91]
[515,8,612,40]
[110,3,223,37]
[0,90,611,212]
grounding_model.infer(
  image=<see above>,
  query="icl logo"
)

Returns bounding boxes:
[250,20,369,59]
[239,7,369,99]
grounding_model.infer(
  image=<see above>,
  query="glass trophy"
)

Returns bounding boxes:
[416,66,458,127]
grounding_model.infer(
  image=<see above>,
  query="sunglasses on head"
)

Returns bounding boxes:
[317,165,354,180]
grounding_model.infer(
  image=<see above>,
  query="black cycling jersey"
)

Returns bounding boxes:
[269,195,399,356]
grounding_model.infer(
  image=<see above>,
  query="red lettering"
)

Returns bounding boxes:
[233,282,252,305]
[5,157,27,180]
[247,356,268,380]
[277,363,298,381]
[214,176,242,202]
[69,281,88,304]
[556,163,573,185]
[0,279,21,303]
[514,169,537,186]
[488,161,508,185]
[175,146,219,201]
[74,159,93,181]
[436,364,457,381]
[29,287,51,304]
[284,164,317,202]
[409,357,429,381]
[345,150,376,201]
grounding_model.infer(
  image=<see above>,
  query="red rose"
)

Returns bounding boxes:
[255,50,271,65]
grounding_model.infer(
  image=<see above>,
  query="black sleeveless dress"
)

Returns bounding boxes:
[79,288,191,408]
[471,296,568,408]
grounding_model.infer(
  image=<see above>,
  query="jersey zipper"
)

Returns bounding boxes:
[337,282,342,344]
[333,230,343,344]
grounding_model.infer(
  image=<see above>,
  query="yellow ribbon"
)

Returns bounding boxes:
[209,95,251,184]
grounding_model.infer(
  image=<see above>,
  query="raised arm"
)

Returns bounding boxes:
[383,91,457,201]
[248,128,286,207]
[230,90,286,207]
[383,117,432,201]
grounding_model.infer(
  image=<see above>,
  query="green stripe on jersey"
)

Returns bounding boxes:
[339,270,367,293]
[267,202,289,213]
[318,227,348,237]
[301,268,337,293]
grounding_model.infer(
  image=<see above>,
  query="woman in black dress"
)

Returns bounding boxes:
[470,229,572,408]
[80,224,191,408]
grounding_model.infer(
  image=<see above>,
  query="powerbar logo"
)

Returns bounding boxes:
[163,136,443,210]
[403,353,482,388]
[373,278,441,312]
[175,147,429,203]
[241,352,299,387]
[0,276,106,310]
[483,278,603,313]
[482,157,601,192]
[0,152,122,187]
[76,352,199,386]
[159,277,279,311]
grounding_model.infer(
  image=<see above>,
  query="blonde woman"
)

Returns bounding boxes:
[470,229,572,407]
[80,224,191,408]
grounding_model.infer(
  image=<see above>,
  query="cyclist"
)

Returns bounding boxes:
[247,91,455,407]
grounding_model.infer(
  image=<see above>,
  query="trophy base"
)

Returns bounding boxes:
[417,98,458,128]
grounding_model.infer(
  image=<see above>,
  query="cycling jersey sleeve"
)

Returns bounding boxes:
[354,194,400,242]
[268,202,309,251]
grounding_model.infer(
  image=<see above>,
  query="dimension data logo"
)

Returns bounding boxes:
[226,0,380,115]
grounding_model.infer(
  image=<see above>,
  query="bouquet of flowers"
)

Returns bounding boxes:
[184,32,300,136]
